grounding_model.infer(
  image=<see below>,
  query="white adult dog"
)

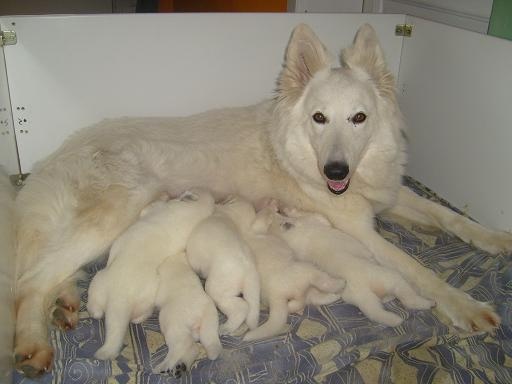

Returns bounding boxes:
[14,23,509,375]
[216,197,345,341]
[87,189,214,360]
[153,252,222,374]
[186,199,260,335]
[262,202,435,327]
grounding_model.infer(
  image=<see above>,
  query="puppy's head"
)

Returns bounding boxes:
[217,195,256,231]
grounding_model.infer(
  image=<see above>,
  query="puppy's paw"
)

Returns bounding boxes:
[437,289,500,333]
[407,296,435,311]
[14,342,54,378]
[154,361,185,377]
[94,345,119,361]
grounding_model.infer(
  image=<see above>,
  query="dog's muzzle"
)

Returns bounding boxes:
[324,161,350,195]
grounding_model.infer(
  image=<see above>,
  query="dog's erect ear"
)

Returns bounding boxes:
[341,24,396,101]
[277,24,331,105]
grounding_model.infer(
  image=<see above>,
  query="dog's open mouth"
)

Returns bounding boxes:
[327,178,350,195]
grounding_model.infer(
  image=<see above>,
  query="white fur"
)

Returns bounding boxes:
[265,204,434,327]
[14,23,509,374]
[186,203,260,334]
[87,189,214,360]
[153,252,222,373]
[219,197,345,341]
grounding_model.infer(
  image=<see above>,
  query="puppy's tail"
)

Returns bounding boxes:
[94,304,131,360]
[243,296,288,341]
[242,269,261,330]
[199,302,222,360]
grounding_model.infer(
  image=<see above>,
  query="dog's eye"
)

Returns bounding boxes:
[312,112,327,124]
[351,112,367,124]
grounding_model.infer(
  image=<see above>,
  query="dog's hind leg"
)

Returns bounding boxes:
[50,273,84,330]
[206,280,248,335]
[243,296,289,341]
[242,270,261,330]
[304,287,341,307]
[14,182,158,376]
[94,304,131,360]
[388,275,435,310]
[198,304,222,360]
[343,286,404,327]
[389,186,512,254]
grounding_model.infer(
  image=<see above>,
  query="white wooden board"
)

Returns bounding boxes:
[398,16,512,231]
[0,13,405,173]
[0,46,18,175]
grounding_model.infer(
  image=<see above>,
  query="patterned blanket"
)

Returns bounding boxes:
[14,177,512,384]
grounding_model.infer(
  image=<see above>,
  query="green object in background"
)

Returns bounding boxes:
[488,0,512,40]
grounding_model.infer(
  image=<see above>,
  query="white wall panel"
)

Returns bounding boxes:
[383,0,493,33]
[398,16,512,231]
[0,45,19,175]
[0,13,405,173]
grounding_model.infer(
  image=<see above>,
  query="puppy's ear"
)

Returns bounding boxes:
[178,190,198,202]
[277,24,331,105]
[341,24,396,101]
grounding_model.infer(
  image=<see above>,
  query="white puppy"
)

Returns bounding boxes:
[219,197,346,341]
[153,252,222,374]
[186,198,260,335]
[265,204,434,327]
[87,188,215,360]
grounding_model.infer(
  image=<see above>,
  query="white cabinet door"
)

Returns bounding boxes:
[1,13,404,173]
[398,16,512,231]
[0,45,18,175]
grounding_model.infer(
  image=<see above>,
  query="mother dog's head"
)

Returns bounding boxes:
[272,24,405,197]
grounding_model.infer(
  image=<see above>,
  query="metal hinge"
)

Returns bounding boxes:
[395,24,413,37]
[0,30,17,46]
[10,173,29,187]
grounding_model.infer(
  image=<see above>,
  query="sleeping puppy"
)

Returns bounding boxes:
[264,203,434,327]
[87,188,215,360]
[186,198,260,334]
[153,252,222,374]
[218,196,346,341]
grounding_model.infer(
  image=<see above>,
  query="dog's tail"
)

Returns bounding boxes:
[94,303,131,360]
[243,296,288,341]
[199,301,222,360]
[242,269,261,330]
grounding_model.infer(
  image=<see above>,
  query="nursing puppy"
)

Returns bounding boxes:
[264,203,434,326]
[219,197,345,341]
[186,199,260,334]
[87,188,214,360]
[153,252,222,374]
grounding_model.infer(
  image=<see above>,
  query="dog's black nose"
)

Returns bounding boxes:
[324,161,349,180]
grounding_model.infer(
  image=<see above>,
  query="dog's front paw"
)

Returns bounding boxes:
[437,289,500,333]
[14,342,54,378]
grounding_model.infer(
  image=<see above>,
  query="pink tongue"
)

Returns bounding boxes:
[327,179,348,191]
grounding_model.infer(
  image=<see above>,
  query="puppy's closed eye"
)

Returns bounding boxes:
[179,192,198,202]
